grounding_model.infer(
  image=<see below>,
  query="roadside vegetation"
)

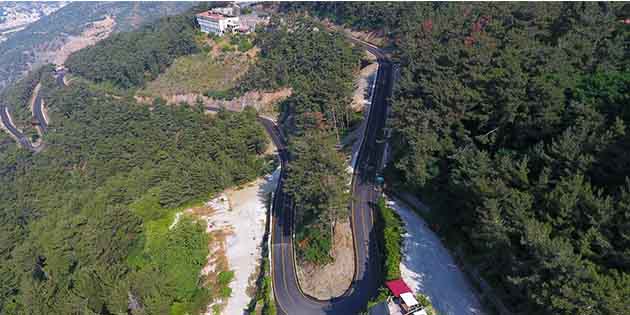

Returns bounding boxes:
[138,52,247,97]
[375,198,402,281]
[239,15,362,265]
[366,198,438,315]
[0,6,271,315]
[291,2,630,314]
[246,192,276,315]
[247,256,276,315]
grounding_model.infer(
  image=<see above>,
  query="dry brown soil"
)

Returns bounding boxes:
[296,220,354,299]
[135,88,292,114]
[37,15,115,66]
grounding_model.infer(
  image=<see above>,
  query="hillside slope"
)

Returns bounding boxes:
[0,1,194,93]
[0,7,272,315]
[286,3,630,315]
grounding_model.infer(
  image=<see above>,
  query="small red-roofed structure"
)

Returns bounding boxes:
[385,279,412,297]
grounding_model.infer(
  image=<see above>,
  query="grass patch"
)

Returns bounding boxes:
[127,216,211,315]
[127,188,220,268]
[217,270,235,298]
[139,52,248,97]
[296,226,333,265]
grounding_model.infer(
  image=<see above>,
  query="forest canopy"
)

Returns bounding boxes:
[243,15,362,264]
[0,7,269,315]
[65,13,200,89]
[288,2,630,314]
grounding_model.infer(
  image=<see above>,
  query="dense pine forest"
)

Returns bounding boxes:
[65,14,199,89]
[2,2,628,315]
[0,8,269,315]
[287,2,630,314]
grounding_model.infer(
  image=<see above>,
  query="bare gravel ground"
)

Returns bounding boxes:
[387,197,485,315]
[196,168,281,315]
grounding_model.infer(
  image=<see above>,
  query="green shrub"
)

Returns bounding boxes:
[261,275,276,315]
[229,34,254,52]
[221,44,235,53]
[296,226,333,265]
[218,270,235,286]
[375,197,403,280]
[205,89,239,100]
[217,270,235,298]
[416,293,438,315]
[367,286,390,309]
[220,286,232,299]
[238,39,254,52]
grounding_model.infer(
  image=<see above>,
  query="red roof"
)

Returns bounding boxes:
[196,11,226,21]
[385,279,412,297]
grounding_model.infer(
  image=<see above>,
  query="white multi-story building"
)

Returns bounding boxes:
[196,11,239,36]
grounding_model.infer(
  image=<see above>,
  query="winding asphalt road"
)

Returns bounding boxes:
[32,84,49,134]
[262,39,394,315]
[0,104,34,150]
[0,71,61,151]
[1,33,392,314]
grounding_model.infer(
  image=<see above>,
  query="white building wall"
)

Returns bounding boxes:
[196,15,239,36]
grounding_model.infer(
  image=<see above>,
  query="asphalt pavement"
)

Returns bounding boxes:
[264,39,394,315]
[0,105,34,150]
[0,71,62,151]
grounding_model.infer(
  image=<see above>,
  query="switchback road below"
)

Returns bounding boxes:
[264,38,393,315]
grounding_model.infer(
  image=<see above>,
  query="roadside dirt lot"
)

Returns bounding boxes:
[388,197,485,315]
[190,167,280,315]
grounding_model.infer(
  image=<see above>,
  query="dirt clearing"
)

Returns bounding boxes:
[138,52,250,97]
[37,15,115,66]
[188,167,280,315]
[296,220,354,299]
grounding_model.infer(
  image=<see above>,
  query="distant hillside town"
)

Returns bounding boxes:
[196,2,268,36]
[0,2,67,42]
